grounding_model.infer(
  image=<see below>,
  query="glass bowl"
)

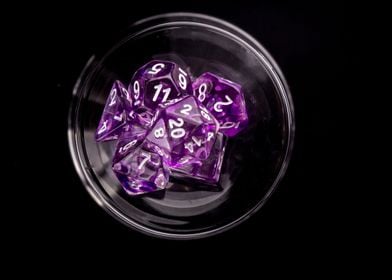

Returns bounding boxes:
[68,13,295,239]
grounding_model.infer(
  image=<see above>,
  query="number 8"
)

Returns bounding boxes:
[197,83,207,102]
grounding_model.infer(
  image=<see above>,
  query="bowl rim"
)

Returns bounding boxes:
[68,12,295,240]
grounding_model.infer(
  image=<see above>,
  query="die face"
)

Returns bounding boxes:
[144,78,181,111]
[112,143,169,195]
[171,65,193,96]
[95,81,128,142]
[95,111,126,141]
[164,95,203,125]
[137,60,174,80]
[103,80,126,115]
[145,96,219,167]
[112,124,147,163]
[193,72,248,137]
[129,60,176,108]
[171,123,217,165]
[170,133,227,185]
[129,60,192,112]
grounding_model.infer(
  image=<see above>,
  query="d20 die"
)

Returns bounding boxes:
[112,142,169,196]
[144,96,219,167]
[192,72,248,137]
[95,80,127,141]
[128,60,192,112]
[170,133,227,185]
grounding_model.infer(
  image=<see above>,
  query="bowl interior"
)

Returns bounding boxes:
[73,17,293,238]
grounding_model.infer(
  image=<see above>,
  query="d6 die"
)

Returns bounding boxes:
[192,72,248,137]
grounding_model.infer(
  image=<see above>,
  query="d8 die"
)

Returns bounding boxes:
[112,142,169,196]
[95,80,128,141]
[192,72,248,137]
[170,133,227,185]
[128,60,192,113]
[145,96,219,167]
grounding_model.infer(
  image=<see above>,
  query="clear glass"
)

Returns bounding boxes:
[68,13,295,239]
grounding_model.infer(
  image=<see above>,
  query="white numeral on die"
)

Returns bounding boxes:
[98,120,108,134]
[220,121,240,129]
[178,68,188,90]
[148,63,165,75]
[154,127,165,138]
[133,81,140,99]
[197,83,207,102]
[169,118,185,138]
[138,152,151,170]
[180,104,192,115]
[153,84,171,102]
[119,139,137,153]
[214,95,233,112]
[109,89,117,106]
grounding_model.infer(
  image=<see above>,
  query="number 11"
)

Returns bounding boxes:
[153,84,171,102]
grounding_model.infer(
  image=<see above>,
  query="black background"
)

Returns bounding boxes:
[8,0,346,259]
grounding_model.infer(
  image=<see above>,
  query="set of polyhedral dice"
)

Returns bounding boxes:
[95,60,248,196]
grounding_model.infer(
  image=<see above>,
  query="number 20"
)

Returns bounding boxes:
[169,118,185,138]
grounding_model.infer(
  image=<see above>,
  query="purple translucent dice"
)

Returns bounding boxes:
[145,96,219,167]
[112,143,169,196]
[171,133,227,185]
[95,81,128,141]
[95,60,249,196]
[192,72,248,137]
[127,60,192,127]
[112,124,146,164]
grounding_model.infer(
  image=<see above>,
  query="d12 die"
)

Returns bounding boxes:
[95,80,128,141]
[192,72,248,137]
[170,133,227,185]
[112,124,147,163]
[128,60,192,112]
[112,142,169,196]
[145,96,219,167]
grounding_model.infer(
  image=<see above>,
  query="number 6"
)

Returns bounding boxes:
[214,95,233,112]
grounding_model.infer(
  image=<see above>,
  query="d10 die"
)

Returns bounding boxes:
[95,80,128,141]
[112,142,169,196]
[192,72,248,137]
[170,133,227,185]
[128,60,192,112]
[112,124,147,163]
[145,96,219,167]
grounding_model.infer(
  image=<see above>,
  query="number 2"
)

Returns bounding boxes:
[180,104,192,115]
